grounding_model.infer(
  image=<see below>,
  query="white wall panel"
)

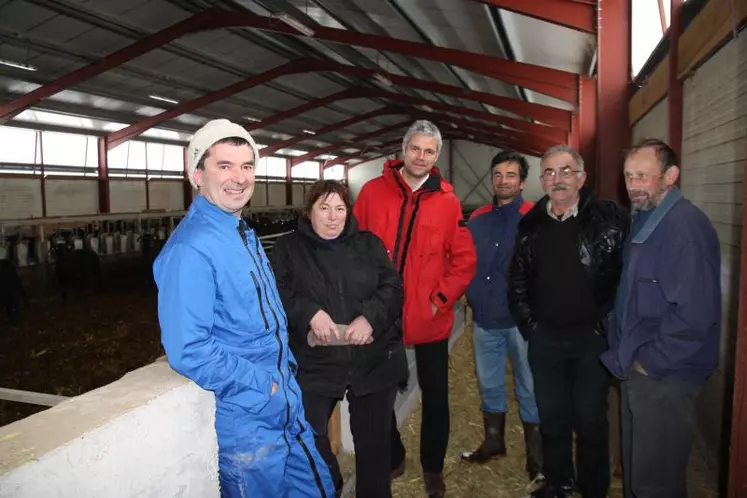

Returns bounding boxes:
[450,140,544,206]
[149,181,184,212]
[291,184,304,206]
[110,180,147,213]
[349,157,386,201]
[46,179,98,217]
[268,183,286,207]
[251,181,268,207]
[0,177,43,220]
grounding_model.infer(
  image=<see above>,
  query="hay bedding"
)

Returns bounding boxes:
[344,313,718,497]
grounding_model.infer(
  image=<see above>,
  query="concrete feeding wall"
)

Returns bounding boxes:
[0,360,219,498]
[0,311,466,498]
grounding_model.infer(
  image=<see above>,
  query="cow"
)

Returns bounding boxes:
[0,259,27,325]
[50,241,102,301]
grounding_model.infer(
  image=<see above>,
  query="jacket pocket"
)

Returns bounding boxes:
[635,277,667,319]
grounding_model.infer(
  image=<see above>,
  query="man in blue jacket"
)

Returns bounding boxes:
[461,151,542,481]
[154,119,335,498]
[601,138,721,498]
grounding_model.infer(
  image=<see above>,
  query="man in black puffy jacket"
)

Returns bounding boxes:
[509,145,629,498]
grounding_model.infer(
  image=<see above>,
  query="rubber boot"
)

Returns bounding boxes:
[461,411,507,463]
[523,421,544,482]
[423,472,446,498]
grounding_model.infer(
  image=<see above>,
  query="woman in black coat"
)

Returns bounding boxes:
[272,179,408,498]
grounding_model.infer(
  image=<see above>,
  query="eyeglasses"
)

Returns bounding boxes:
[540,166,582,182]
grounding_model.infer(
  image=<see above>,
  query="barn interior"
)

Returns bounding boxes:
[0,0,746,496]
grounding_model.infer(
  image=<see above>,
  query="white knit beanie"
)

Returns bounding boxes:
[187,119,260,189]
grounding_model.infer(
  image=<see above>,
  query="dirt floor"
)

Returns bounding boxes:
[0,257,164,427]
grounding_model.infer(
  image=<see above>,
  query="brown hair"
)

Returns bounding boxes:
[304,180,352,217]
[627,137,679,172]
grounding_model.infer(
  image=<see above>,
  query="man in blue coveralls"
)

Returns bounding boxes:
[154,119,335,498]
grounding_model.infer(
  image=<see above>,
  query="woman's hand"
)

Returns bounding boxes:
[310,310,339,345]
[346,315,374,346]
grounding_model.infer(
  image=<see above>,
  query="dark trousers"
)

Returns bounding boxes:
[303,387,397,498]
[528,327,610,498]
[621,370,702,498]
[391,338,450,473]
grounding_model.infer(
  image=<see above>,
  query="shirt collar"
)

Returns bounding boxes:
[400,167,429,191]
[546,200,579,221]
[193,194,245,230]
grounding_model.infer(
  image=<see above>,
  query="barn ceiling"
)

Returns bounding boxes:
[0,0,596,165]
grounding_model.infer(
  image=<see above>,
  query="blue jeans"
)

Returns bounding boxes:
[472,323,540,423]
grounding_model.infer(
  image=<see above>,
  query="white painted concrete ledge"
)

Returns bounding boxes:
[0,358,219,498]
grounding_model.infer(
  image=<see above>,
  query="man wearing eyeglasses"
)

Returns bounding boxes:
[601,138,720,498]
[509,144,629,498]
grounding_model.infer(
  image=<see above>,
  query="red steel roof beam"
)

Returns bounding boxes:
[323,139,402,169]
[415,110,559,151]
[347,154,386,170]
[260,106,395,156]
[471,0,596,33]
[105,58,319,150]
[381,91,570,137]
[245,88,362,132]
[206,9,579,103]
[292,122,409,167]
[252,88,568,142]
[447,129,545,157]
[0,8,580,125]
[0,10,221,125]
[326,63,571,128]
[446,127,553,155]
[445,133,538,156]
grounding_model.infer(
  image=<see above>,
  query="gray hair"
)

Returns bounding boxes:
[541,144,585,171]
[402,120,442,155]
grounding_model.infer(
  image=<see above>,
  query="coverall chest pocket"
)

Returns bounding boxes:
[635,277,667,319]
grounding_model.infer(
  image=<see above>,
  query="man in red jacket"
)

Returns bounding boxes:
[353,120,477,498]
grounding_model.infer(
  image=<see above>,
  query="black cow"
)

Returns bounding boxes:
[0,259,27,325]
[51,242,102,300]
[140,232,167,287]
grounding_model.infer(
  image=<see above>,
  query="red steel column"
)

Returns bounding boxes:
[668,0,685,160]
[595,0,631,203]
[569,114,580,150]
[182,146,192,210]
[38,130,47,218]
[144,144,151,211]
[286,157,293,206]
[97,137,110,214]
[578,75,598,188]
